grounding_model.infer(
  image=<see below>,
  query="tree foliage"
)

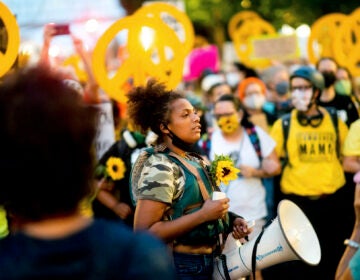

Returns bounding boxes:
[184,0,359,42]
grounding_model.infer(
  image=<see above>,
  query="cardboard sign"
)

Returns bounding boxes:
[251,34,299,61]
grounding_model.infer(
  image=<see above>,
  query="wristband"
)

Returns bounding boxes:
[344,239,360,249]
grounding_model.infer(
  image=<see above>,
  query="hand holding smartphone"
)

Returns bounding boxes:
[53,24,70,36]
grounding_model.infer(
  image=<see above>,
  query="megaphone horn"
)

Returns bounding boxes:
[213,199,321,280]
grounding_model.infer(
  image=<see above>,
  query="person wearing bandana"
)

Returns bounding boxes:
[264,66,350,280]
[128,79,252,280]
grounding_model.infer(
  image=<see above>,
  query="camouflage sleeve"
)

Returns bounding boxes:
[132,152,185,204]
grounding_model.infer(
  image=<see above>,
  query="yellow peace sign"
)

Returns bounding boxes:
[307,13,347,64]
[126,14,186,89]
[92,16,145,103]
[333,12,360,76]
[135,2,195,55]
[231,17,275,68]
[0,2,20,77]
[228,11,260,40]
[92,14,186,103]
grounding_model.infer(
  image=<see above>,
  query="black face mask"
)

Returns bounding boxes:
[321,71,336,88]
[275,81,290,96]
[167,129,198,153]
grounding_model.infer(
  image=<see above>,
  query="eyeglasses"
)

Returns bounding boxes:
[290,85,313,92]
[213,112,236,120]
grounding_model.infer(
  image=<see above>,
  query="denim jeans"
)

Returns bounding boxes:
[173,251,214,280]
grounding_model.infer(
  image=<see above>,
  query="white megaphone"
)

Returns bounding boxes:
[213,199,321,280]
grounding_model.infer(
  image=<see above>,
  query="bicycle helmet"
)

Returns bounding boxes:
[290,66,324,90]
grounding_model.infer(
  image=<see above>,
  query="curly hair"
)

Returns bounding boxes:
[126,79,184,142]
[0,66,99,221]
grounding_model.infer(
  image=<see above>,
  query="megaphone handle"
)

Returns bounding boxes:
[251,228,266,280]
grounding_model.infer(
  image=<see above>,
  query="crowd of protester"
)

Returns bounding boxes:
[1,13,360,280]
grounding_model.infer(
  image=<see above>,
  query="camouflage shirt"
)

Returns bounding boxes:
[131,144,206,207]
[132,152,184,206]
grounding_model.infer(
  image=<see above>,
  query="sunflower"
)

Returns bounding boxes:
[210,154,240,186]
[106,157,126,181]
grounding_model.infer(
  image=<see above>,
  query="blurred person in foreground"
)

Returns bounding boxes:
[0,66,176,280]
[128,79,252,279]
[336,172,360,280]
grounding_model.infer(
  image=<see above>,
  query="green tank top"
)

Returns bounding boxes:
[143,147,230,245]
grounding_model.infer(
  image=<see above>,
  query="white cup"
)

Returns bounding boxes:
[212,191,226,200]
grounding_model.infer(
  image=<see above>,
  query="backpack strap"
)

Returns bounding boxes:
[281,113,291,167]
[168,152,210,201]
[323,106,339,158]
[245,125,262,161]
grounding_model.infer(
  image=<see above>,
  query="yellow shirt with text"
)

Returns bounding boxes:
[271,108,348,196]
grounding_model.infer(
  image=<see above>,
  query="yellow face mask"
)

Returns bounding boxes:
[216,113,240,134]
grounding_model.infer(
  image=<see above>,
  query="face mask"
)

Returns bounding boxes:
[321,71,336,88]
[335,80,352,96]
[243,93,266,110]
[275,81,289,96]
[291,90,313,112]
[216,113,240,134]
[167,129,198,152]
[226,72,240,88]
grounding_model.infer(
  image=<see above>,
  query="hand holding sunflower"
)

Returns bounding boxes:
[210,155,240,186]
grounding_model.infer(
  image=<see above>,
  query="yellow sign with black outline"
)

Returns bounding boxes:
[0,2,20,77]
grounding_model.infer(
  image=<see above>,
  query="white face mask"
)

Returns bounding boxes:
[291,90,313,111]
[226,72,241,88]
[243,94,266,109]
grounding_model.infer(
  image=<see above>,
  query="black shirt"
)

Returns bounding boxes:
[318,93,359,127]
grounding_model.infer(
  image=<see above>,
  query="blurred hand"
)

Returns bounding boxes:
[43,23,56,45]
[239,165,257,178]
[113,202,133,219]
[262,157,281,174]
[71,35,86,55]
[97,178,115,192]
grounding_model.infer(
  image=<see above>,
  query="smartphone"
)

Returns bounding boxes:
[53,24,70,36]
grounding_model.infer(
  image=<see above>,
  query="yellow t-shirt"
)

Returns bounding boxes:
[271,108,348,196]
[343,118,360,156]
